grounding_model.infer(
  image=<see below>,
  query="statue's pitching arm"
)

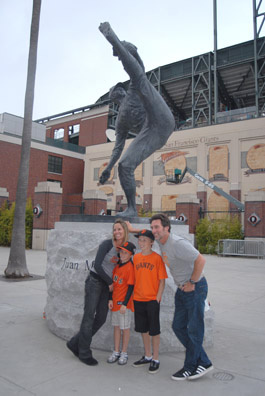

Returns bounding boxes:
[99,22,142,81]
[99,132,126,184]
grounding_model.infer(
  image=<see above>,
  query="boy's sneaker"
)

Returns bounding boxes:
[133,356,152,367]
[189,364,214,380]
[107,351,120,363]
[171,368,192,381]
[148,360,160,374]
[118,352,128,365]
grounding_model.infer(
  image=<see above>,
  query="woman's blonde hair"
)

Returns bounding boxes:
[112,218,129,245]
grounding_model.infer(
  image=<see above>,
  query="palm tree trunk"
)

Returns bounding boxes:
[5,0,42,278]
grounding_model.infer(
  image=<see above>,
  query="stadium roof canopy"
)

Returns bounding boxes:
[96,36,265,130]
[36,37,265,131]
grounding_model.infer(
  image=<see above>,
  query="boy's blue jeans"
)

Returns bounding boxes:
[69,274,109,360]
[172,276,212,372]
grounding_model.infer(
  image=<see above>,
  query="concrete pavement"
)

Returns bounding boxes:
[0,246,265,395]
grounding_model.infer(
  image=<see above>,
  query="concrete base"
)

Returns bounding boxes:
[45,220,214,353]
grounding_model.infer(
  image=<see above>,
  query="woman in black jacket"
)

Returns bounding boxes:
[66,218,129,365]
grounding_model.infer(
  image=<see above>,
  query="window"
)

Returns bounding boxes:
[47,179,62,187]
[68,124,80,145]
[48,155,63,174]
[94,168,99,181]
[68,124,80,135]
[54,128,64,140]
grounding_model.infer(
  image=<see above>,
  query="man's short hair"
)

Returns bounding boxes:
[150,213,171,232]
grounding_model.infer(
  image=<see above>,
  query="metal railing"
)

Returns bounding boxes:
[218,239,265,259]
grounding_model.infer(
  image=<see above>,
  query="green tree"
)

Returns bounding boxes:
[196,215,243,254]
[25,198,33,249]
[5,0,42,278]
[0,200,33,249]
[195,217,211,253]
[0,202,12,246]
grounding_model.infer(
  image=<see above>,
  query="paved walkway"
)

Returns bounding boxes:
[0,246,265,395]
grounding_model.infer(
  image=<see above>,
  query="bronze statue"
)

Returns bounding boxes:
[99,22,175,217]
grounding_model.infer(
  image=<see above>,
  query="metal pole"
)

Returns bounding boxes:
[213,0,218,123]
[192,57,195,128]
[253,0,259,115]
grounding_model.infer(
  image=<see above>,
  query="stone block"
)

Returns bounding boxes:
[45,225,214,354]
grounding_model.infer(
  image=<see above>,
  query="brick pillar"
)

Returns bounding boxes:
[83,190,107,215]
[229,182,242,220]
[116,191,124,213]
[0,187,9,207]
[32,181,62,250]
[176,194,200,234]
[143,188,153,213]
[197,185,207,218]
[244,191,265,239]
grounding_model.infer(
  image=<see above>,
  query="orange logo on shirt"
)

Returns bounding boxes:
[111,256,119,264]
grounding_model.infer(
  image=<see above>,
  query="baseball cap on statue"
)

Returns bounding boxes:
[118,241,136,255]
[135,229,154,241]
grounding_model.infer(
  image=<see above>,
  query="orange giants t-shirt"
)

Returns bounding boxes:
[112,261,134,311]
[129,251,168,302]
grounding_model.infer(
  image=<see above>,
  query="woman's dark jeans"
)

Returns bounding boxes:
[68,274,109,359]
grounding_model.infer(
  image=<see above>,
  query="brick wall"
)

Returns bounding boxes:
[0,140,84,205]
[79,113,108,146]
[62,193,83,215]
[83,199,107,215]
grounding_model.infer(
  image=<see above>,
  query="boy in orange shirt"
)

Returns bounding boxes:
[129,229,168,374]
[107,241,136,365]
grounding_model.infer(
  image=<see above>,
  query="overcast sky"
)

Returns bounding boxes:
[0,0,263,120]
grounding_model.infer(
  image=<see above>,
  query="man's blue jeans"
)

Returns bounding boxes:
[69,274,109,360]
[172,277,212,372]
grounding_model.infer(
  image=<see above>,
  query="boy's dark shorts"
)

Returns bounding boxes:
[133,300,160,336]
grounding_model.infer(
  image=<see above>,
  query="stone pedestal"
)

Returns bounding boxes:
[45,220,214,353]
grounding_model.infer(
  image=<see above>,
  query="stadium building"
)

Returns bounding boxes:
[1,18,265,248]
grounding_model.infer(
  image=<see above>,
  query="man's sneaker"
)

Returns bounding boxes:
[189,364,214,380]
[118,352,128,365]
[107,351,120,363]
[148,360,160,374]
[133,356,152,367]
[171,368,192,381]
